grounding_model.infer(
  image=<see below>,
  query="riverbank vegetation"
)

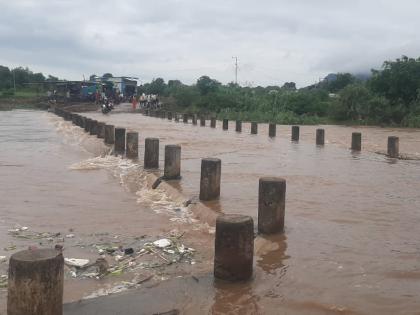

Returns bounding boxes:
[2,56,420,127]
[140,56,420,127]
[0,65,58,99]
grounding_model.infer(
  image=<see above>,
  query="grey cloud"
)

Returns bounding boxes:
[0,0,419,87]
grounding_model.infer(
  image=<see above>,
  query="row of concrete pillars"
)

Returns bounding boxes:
[5,108,400,314]
[146,110,401,158]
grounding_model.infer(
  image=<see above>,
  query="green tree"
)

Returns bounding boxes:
[326,73,355,93]
[369,56,420,106]
[332,84,371,120]
[0,65,12,90]
[148,78,166,95]
[196,76,220,95]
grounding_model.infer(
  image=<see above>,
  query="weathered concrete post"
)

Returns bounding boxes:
[164,145,181,179]
[126,131,139,159]
[144,138,159,169]
[97,122,106,139]
[351,132,362,151]
[199,158,221,201]
[89,120,98,135]
[316,128,325,145]
[75,115,81,127]
[192,114,197,125]
[183,114,189,123]
[84,118,91,132]
[7,248,64,315]
[387,136,399,158]
[114,127,126,154]
[222,119,228,130]
[269,123,276,137]
[258,177,286,234]
[211,117,217,128]
[214,214,254,281]
[251,122,258,134]
[167,111,173,120]
[291,125,300,142]
[174,114,179,122]
[80,116,86,129]
[200,116,206,127]
[236,120,242,132]
[104,124,115,144]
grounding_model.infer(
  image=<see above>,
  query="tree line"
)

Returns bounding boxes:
[0,66,59,96]
[2,56,420,127]
[139,56,420,127]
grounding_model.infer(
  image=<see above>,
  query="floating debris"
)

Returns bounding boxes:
[64,258,90,268]
[153,239,171,248]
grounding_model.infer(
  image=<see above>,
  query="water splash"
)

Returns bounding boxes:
[70,155,195,224]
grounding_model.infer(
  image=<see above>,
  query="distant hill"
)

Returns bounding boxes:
[302,71,371,90]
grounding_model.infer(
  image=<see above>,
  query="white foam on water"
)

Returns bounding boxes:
[70,154,196,224]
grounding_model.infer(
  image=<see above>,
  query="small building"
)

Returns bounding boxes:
[102,77,137,97]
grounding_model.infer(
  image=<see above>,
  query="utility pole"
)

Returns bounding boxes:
[232,56,238,85]
[12,69,16,94]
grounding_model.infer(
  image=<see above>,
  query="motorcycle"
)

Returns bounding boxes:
[101,99,114,114]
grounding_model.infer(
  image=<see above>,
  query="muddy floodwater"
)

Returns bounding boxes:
[1,108,420,314]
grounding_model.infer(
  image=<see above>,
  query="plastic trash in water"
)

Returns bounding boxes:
[64,258,90,268]
[153,238,171,248]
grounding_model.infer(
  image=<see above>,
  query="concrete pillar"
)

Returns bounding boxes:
[269,123,276,137]
[64,111,71,121]
[167,112,173,120]
[89,120,98,135]
[236,120,242,132]
[164,145,181,179]
[351,132,362,151]
[114,127,126,154]
[258,177,286,234]
[291,126,300,142]
[211,117,217,128]
[200,116,206,127]
[183,114,189,123]
[104,124,115,144]
[199,158,221,201]
[174,114,179,122]
[316,128,325,145]
[144,138,159,169]
[7,248,64,315]
[222,119,228,130]
[97,122,105,139]
[251,122,258,134]
[84,118,91,132]
[387,136,399,158]
[75,115,81,127]
[214,214,254,281]
[192,114,197,125]
[126,131,139,159]
[80,116,86,129]
[161,111,166,119]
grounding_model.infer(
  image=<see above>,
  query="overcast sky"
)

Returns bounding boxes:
[0,0,419,87]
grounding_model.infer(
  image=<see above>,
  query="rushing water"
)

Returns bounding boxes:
[1,108,420,314]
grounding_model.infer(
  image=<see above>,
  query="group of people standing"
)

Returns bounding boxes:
[131,93,160,110]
